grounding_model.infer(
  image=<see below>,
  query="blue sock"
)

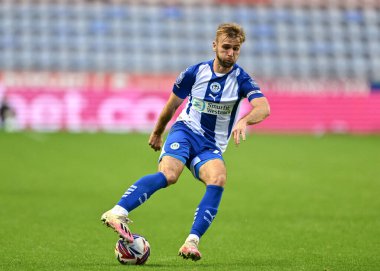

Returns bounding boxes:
[117,172,167,212]
[190,185,224,238]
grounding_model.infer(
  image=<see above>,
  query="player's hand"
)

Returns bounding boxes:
[148,132,163,151]
[232,121,247,146]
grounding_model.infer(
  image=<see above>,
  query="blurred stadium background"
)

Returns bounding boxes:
[0,0,380,133]
[1,2,380,270]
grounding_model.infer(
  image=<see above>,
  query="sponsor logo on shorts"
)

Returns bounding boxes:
[170,142,180,150]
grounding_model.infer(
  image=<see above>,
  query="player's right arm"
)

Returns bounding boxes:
[148,93,184,151]
[149,65,196,151]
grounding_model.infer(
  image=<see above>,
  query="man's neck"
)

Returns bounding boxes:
[213,60,233,74]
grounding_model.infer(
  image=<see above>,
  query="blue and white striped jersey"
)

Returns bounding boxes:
[173,60,264,152]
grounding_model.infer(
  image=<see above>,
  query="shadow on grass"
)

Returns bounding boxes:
[2,258,292,271]
[141,258,292,270]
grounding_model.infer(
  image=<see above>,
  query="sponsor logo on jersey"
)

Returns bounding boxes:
[170,142,180,150]
[208,93,217,101]
[193,99,206,111]
[210,82,221,93]
[192,97,233,115]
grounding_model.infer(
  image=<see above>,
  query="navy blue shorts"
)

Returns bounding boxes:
[159,121,224,180]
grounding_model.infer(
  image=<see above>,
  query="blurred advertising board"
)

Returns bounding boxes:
[1,72,379,133]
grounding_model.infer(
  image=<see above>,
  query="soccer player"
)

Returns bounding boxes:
[101,23,270,261]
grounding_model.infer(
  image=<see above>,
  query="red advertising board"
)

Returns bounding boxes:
[1,72,379,133]
[3,90,380,134]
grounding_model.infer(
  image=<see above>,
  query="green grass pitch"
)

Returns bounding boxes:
[0,132,379,271]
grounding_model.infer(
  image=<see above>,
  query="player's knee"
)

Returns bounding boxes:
[158,156,184,186]
[206,174,226,187]
[161,171,179,186]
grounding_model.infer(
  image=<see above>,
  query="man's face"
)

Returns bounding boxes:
[213,34,241,69]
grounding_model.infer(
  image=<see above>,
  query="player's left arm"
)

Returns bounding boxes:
[232,96,270,145]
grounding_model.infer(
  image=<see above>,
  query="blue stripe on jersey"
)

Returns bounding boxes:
[227,98,242,139]
[173,64,200,99]
[186,96,193,115]
[200,65,230,143]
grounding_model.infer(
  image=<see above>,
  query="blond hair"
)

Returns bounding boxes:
[215,23,246,44]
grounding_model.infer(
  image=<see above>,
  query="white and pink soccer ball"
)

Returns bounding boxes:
[114,234,150,265]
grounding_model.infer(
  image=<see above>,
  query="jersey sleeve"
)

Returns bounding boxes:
[240,73,264,102]
[172,65,197,99]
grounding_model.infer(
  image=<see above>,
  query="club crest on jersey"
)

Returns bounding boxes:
[210,82,221,93]
[170,142,180,150]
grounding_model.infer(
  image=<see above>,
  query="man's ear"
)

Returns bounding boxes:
[212,41,216,52]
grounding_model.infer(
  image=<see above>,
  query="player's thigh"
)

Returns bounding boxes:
[158,155,185,185]
[198,159,227,187]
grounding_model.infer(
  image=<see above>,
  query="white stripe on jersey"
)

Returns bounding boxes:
[177,63,211,137]
[192,64,212,98]
[213,72,240,150]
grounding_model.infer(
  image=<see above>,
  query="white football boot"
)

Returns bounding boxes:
[178,236,202,261]
[101,209,134,244]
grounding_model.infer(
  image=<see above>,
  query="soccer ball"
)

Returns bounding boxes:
[115,234,150,265]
